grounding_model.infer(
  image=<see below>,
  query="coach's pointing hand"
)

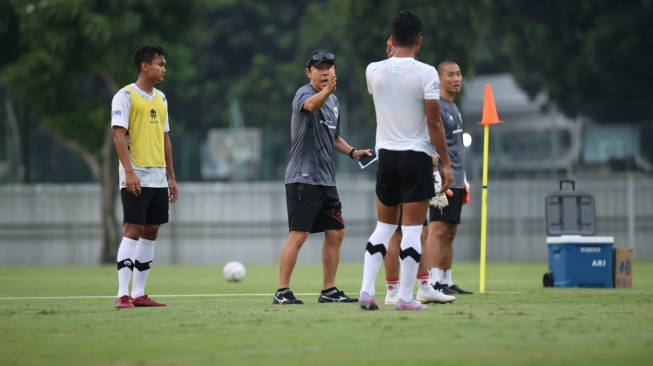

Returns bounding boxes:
[326,67,337,93]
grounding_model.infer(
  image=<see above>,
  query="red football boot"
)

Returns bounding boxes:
[115,295,135,309]
[131,295,167,307]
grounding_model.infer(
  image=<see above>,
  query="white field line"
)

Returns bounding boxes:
[4,290,648,301]
[0,291,533,301]
[0,293,298,300]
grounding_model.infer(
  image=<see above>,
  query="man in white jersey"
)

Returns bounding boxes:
[427,60,474,295]
[359,9,453,311]
[111,44,179,309]
[381,37,456,306]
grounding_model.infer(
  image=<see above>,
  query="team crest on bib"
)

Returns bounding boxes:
[334,106,339,119]
[150,109,159,124]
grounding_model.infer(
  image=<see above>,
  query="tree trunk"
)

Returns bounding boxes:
[99,72,122,264]
[47,123,119,264]
[99,125,120,264]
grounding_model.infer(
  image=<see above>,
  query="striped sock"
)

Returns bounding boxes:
[131,238,155,298]
[361,221,397,297]
[116,237,137,298]
[398,225,422,302]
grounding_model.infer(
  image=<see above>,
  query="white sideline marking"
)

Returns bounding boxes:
[4,290,646,301]
[0,293,301,300]
[0,292,528,300]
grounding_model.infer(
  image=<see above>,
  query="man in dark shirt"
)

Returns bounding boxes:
[273,49,371,305]
[427,60,473,295]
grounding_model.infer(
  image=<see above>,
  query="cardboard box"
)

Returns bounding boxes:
[613,247,633,288]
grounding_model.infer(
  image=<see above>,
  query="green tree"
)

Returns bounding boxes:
[296,0,492,160]
[172,0,318,180]
[491,0,653,122]
[175,1,490,180]
[0,0,210,263]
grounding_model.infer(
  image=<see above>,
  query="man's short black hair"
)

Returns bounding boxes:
[133,44,166,72]
[438,60,458,74]
[391,9,424,47]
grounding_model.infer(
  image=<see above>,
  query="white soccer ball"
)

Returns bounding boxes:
[222,261,246,283]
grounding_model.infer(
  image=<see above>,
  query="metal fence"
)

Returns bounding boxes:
[1,175,652,266]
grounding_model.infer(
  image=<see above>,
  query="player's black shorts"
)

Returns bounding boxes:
[376,149,434,206]
[429,188,464,224]
[121,187,169,226]
[285,183,345,233]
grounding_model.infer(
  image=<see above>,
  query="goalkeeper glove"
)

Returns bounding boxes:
[430,171,450,209]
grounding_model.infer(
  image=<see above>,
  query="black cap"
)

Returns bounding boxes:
[306,49,336,68]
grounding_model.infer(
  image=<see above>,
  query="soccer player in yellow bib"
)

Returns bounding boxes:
[110,45,179,309]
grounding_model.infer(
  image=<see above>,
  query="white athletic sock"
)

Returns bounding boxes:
[416,272,431,291]
[360,221,397,297]
[439,269,445,285]
[398,225,422,302]
[386,279,399,295]
[116,237,138,298]
[443,269,452,286]
[429,267,441,286]
[131,238,155,298]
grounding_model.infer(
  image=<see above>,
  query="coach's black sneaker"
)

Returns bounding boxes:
[273,288,304,305]
[449,284,474,294]
[318,287,358,303]
[433,282,458,295]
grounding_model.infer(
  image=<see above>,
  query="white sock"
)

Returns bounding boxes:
[417,272,431,291]
[131,238,155,298]
[361,221,397,297]
[443,269,452,286]
[398,225,422,302]
[116,237,138,297]
[386,279,399,295]
[439,269,445,285]
[429,267,441,286]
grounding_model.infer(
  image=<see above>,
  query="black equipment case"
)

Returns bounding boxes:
[545,179,596,236]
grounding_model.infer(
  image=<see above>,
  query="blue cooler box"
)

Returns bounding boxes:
[546,236,614,288]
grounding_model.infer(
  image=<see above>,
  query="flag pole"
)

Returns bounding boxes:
[478,84,503,293]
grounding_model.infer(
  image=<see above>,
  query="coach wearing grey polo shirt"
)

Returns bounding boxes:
[273,49,371,305]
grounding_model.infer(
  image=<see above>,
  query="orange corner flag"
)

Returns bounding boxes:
[478,83,503,125]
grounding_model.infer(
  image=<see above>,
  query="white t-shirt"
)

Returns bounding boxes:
[110,83,170,189]
[366,57,440,155]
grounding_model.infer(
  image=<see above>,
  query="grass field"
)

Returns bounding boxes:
[1,261,652,366]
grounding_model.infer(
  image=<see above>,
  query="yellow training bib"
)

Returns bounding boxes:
[125,85,167,167]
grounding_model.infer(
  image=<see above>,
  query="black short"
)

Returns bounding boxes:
[429,188,464,224]
[285,183,344,233]
[121,187,169,226]
[376,149,434,206]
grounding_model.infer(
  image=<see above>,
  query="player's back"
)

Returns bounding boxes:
[366,57,439,153]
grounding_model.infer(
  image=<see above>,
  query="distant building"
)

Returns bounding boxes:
[460,73,649,179]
